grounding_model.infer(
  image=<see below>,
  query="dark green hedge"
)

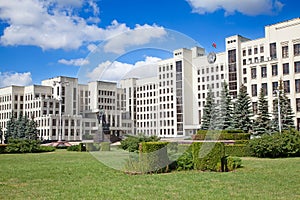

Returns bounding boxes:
[225,144,252,157]
[67,145,80,151]
[193,130,250,140]
[226,156,242,171]
[192,142,225,171]
[0,144,7,153]
[140,142,169,173]
[4,139,55,153]
[101,142,110,151]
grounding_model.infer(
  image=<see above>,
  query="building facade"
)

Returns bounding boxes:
[1,18,300,142]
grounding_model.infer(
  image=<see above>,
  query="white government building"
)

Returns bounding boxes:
[1,18,300,141]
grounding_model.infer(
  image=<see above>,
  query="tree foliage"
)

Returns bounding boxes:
[4,113,38,143]
[253,88,271,136]
[201,89,218,130]
[216,81,233,130]
[232,85,253,132]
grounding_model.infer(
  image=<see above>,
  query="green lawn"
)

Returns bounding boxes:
[0,150,300,200]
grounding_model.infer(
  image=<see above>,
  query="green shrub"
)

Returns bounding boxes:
[226,156,242,171]
[193,130,250,140]
[192,142,225,171]
[67,145,80,151]
[6,139,40,153]
[225,144,252,157]
[120,135,160,152]
[37,146,56,152]
[248,129,300,158]
[85,143,100,151]
[175,146,194,171]
[0,144,7,153]
[139,142,169,173]
[101,142,110,151]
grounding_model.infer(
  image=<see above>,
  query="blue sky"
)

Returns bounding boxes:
[0,0,299,86]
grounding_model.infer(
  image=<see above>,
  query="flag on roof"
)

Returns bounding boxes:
[212,42,217,48]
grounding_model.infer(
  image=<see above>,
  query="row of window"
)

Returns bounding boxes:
[197,74,225,83]
[197,65,225,75]
[249,62,300,79]
[159,64,173,72]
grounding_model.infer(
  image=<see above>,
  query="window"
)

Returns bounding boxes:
[248,48,252,55]
[283,63,289,75]
[294,43,300,56]
[284,80,290,93]
[270,42,277,59]
[260,46,264,53]
[262,83,268,96]
[243,50,246,56]
[251,68,257,79]
[243,68,247,74]
[272,82,278,92]
[282,46,289,58]
[296,98,300,112]
[295,61,300,73]
[254,47,258,54]
[251,84,257,97]
[261,66,267,78]
[296,79,300,93]
[252,102,258,115]
[243,59,246,65]
[272,64,278,76]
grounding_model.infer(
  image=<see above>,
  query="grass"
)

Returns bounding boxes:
[0,150,300,200]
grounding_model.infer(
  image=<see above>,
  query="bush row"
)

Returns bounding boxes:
[67,142,111,152]
[193,130,250,140]
[0,139,55,153]
[225,144,252,157]
[249,129,300,158]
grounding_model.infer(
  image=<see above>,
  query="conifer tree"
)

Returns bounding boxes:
[201,89,218,130]
[253,88,271,136]
[25,116,38,140]
[5,114,16,143]
[232,85,253,132]
[216,81,233,130]
[271,80,295,132]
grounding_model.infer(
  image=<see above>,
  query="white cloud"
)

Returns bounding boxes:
[104,23,167,54]
[87,44,98,52]
[186,0,284,16]
[58,58,89,66]
[0,72,32,87]
[87,56,161,81]
[0,1,166,51]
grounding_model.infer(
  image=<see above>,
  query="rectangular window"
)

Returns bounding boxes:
[260,46,264,53]
[254,47,258,54]
[243,68,247,74]
[283,63,289,75]
[296,98,300,112]
[176,61,182,72]
[272,64,278,76]
[282,46,289,58]
[272,82,278,92]
[243,59,246,65]
[295,79,300,93]
[270,43,277,59]
[251,84,257,97]
[251,68,257,79]
[252,102,258,115]
[295,61,300,73]
[243,50,246,56]
[248,48,252,56]
[284,80,290,93]
[294,43,300,56]
[262,83,268,96]
[261,66,267,78]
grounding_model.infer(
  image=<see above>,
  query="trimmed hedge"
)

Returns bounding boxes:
[226,156,242,171]
[225,144,252,157]
[85,143,100,151]
[4,139,55,153]
[193,130,250,140]
[139,142,170,173]
[0,144,7,153]
[67,145,80,151]
[192,142,225,171]
[101,142,110,151]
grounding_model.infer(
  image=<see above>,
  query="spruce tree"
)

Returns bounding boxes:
[232,85,253,132]
[216,81,233,130]
[5,114,16,143]
[25,116,38,140]
[16,112,27,139]
[201,88,218,130]
[253,88,271,136]
[271,80,295,132]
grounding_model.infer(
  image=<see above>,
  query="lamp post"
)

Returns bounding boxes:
[53,80,69,141]
[274,89,282,134]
